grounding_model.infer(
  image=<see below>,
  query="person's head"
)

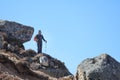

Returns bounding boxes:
[38,30,41,34]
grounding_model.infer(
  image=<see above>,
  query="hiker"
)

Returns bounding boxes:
[34,30,47,53]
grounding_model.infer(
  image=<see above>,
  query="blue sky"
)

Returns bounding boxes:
[0,0,120,74]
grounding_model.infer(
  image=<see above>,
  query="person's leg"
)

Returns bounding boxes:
[37,43,40,53]
[37,42,42,53]
[39,43,42,53]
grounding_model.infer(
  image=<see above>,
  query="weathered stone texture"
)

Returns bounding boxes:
[76,54,120,80]
[0,20,34,43]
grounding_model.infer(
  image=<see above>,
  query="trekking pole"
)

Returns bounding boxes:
[45,42,47,53]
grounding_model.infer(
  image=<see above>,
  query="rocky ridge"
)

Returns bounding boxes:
[0,20,71,80]
[0,20,120,80]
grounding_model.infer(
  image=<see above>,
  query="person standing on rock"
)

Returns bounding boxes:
[34,30,47,53]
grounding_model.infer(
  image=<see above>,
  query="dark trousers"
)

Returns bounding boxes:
[37,42,42,53]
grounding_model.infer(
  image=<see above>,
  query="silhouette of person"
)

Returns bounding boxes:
[34,30,47,53]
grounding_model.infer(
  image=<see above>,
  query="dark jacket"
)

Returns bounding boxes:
[36,34,46,43]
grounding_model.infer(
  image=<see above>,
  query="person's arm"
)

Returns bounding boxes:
[42,35,47,43]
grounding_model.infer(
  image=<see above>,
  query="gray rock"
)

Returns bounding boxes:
[31,53,72,78]
[30,63,41,70]
[0,20,34,44]
[0,32,7,49]
[75,54,120,80]
[0,35,3,49]
[58,75,74,80]
[20,49,37,57]
[39,56,49,67]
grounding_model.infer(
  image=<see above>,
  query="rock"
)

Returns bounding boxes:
[30,63,41,70]
[20,49,37,57]
[2,41,8,50]
[32,53,72,78]
[0,20,34,53]
[0,20,72,80]
[39,56,49,67]
[0,20,34,44]
[0,35,3,49]
[0,32,7,49]
[15,60,30,73]
[75,54,120,80]
[58,75,74,80]
[0,50,72,80]
[0,71,23,80]
[0,50,48,80]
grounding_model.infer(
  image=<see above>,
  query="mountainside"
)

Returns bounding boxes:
[0,50,72,80]
[0,20,120,80]
[0,20,72,80]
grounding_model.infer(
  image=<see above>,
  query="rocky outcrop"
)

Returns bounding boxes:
[0,20,34,44]
[0,20,34,57]
[75,54,120,80]
[1,20,120,80]
[0,20,72,80]
[0,20,34,51]
[32,53,71,78]
[0,50,71,80]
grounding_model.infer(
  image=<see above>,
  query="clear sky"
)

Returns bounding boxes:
[0,0,120,74]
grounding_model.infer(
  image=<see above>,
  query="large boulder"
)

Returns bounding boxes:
[0,20,34,44]
[75,54,120,80]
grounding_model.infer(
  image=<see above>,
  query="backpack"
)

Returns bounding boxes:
[34,35,38,42]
